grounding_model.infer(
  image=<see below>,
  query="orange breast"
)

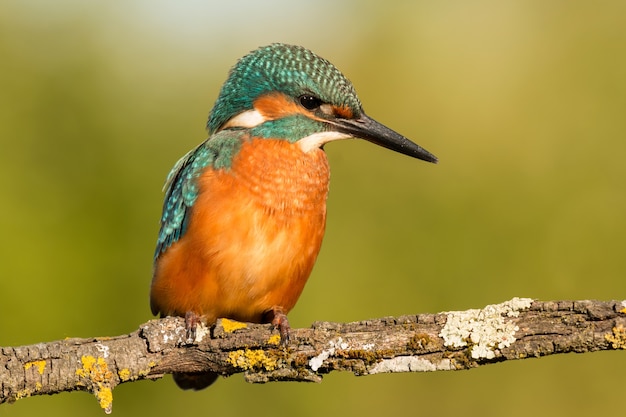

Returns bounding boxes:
[150,138,330,324]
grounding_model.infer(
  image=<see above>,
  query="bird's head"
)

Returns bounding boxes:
[207,43,437,163]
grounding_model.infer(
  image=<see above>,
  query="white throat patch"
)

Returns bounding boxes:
[297,131,352,153]
[221,109,352,153]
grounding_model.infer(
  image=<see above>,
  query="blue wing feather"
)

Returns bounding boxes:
[154,131,244,260]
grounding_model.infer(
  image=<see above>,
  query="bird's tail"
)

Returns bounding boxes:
[173,372,219,390]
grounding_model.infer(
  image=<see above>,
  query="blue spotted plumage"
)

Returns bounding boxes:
[207,44,361,134]
[154,131,242,259]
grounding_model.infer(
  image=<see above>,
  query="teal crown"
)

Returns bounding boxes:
[207,43,362,134]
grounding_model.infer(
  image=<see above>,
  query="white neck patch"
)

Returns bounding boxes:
[221,109,352,153]
[221,109,266,130]
[297,131,352,153]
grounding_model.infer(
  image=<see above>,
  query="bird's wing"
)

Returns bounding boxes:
[154,131,244,259]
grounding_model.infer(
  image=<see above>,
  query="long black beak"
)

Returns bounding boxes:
[329,112,438,163]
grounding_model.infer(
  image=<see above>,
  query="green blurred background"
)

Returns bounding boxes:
[2,1,625,416]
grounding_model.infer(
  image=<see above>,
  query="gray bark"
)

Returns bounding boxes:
[2,298,625,414]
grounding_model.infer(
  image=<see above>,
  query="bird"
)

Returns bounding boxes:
[150,43,437,390]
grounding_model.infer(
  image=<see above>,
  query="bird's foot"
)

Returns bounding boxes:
[174,311,217,390]
[184,311,204,342]
[264,306,290,345]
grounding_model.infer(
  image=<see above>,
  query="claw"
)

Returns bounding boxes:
[175,311,216,390]
[184,311,202,341]
[263,306,291,345]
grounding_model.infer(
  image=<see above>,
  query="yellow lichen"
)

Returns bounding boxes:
[97,387,113,413]
[75,355,115,412]
[267,334,282,346]
[605,325,626,349]
[14,389,32,400]
[24,360,46,375]
[620,307,626,314]
[12,381,41,402]
[221,318,248,333]
[76,356,112,381]
[76,356,91,378]
[118,368,131,381]
[227,349,277,371]
[136,361,157,377]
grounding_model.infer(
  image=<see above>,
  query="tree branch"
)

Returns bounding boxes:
[2,298,625,413]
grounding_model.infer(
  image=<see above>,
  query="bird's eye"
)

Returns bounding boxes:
[299,95,323,110]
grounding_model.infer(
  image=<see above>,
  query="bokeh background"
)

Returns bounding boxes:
[2,1,625,416]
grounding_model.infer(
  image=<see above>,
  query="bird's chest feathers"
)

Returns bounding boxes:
[186,138,330,311]
[190,137,330,268]
[211,138,330,214]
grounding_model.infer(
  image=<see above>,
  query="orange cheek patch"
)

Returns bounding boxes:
[253,92,305,120]
[253,92,353,122]
[332,105,354,119]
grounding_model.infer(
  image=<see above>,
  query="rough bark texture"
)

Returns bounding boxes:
[2,298,625,413]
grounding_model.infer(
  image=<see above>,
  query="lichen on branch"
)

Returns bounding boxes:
[1,298,625,413]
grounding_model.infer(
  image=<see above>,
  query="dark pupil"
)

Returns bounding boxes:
[299,95,322,110]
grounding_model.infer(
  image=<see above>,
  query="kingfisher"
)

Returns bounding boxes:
[150,43,437,390]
